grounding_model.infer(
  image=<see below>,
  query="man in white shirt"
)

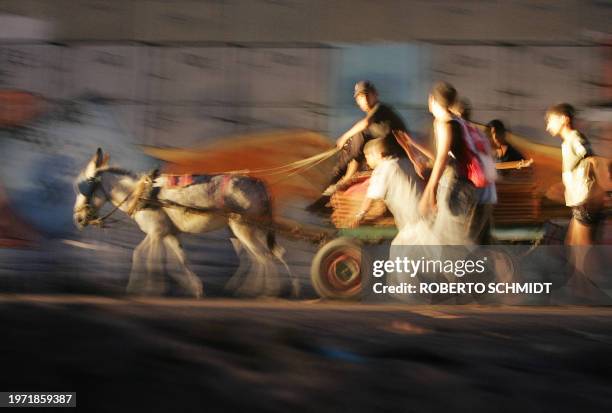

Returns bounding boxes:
[352,138,422,236]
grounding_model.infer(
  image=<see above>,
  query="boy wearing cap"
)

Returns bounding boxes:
[307,80,422,213]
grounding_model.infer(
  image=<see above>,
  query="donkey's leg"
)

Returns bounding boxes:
[227,219,279,297]
[127,235,165,296]
[163,234,203,298]
[269,237,300,298]
[133,208,180,296]
[127,236,148,294]
[224,238,251,293]
[144,235,167,295]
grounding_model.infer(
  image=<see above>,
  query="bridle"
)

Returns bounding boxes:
[74,171,134,227]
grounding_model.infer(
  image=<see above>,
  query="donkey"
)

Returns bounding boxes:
[73,148,297,298]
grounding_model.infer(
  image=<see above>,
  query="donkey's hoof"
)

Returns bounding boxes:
[192,286,204,299]
[291,282,301,299]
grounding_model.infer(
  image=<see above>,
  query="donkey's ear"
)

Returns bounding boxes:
[95,148,104,167]
[100,152,110,168]
[85,148,103,178]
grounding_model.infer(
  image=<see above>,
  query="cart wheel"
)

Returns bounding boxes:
[311,237,365,300]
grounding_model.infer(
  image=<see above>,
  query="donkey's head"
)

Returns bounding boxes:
[73,148,110,228]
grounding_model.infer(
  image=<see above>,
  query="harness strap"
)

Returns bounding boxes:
[88,186,134,227]
[216,175,232,210]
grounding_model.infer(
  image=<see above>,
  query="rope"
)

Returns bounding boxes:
[163,147,339,181]
[268,148,338,184]
[239,148,338,177]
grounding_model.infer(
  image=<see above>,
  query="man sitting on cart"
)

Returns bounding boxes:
[306,80,424,214]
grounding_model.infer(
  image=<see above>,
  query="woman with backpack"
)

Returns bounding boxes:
[394,82,479,245]
[452,98,498,244]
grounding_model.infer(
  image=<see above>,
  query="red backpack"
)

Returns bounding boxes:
[456,119,497,188]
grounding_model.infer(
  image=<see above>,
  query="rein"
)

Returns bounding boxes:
[207,147,339,181]
[88,186,135,227]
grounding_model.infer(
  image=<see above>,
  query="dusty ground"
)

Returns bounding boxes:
[2,295,612,413]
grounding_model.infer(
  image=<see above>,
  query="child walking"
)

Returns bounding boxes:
[546,103,603,244]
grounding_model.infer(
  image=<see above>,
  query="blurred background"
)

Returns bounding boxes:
[0,0,610,294]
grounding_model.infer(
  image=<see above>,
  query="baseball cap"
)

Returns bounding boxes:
[353,80,376,97]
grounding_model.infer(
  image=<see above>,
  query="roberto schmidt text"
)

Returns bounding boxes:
[373,282,553,295]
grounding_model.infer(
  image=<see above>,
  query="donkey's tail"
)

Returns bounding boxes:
[266,230,287,263]
[264,200,286,260]
[266,229,298,296]
[266,230,280,254]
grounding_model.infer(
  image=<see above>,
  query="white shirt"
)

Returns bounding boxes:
[367,157,422,230]
[561,131,592,207]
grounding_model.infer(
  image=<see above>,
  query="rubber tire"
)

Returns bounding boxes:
[310,237,365,300]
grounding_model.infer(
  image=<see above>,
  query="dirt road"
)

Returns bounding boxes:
[2,295,611,412]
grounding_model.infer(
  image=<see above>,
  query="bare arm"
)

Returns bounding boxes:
[419,122,452,215]
[350,197,374,227]
[357,197,374,217]
[339,159,359,185]
[324,159,359,195]
[394,130,435,160]
[393,130,429,179]
[427,123,451,193]
[336,118,370,148]
[393,130,418,161]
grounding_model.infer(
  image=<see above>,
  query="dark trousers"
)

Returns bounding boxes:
[470,203,493,245]
[329,132,366,185]
[307,133,368,212]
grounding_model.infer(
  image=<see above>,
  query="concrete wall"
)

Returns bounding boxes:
[0,0,609,43]
[1,42,608,145]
